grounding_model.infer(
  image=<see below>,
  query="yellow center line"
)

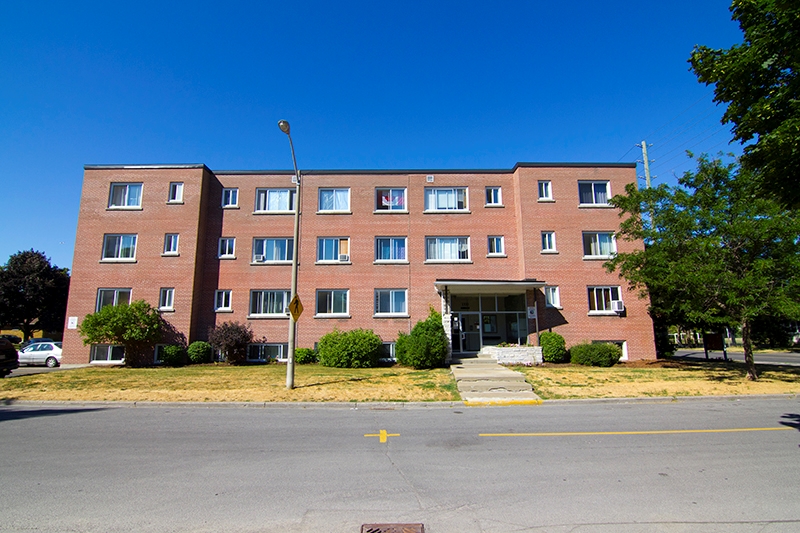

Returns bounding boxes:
[365,429,400,443]
[480,427,792,437]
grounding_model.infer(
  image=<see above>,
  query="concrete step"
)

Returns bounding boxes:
[457,380,534,393]
[459,390,543,404]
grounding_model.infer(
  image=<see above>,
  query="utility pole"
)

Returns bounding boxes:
[640,140,653,189]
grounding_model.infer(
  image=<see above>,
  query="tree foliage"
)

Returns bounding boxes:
[208,321,256,365]
[396,308,449,369]
[78,299,164,367]
[690,0,800,208]
[607,155,800,380]
[0,250,70,340]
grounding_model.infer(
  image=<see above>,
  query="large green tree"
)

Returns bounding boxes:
[690,0,800,208]
[79,300,165,367]
[608,155,800,380]
[0,250,70,340]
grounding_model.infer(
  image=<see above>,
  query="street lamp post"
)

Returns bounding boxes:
[278,120,301,389]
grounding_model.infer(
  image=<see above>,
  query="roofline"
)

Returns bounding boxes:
[84,164,211,171]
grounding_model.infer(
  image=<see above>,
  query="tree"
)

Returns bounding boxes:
[607,155,800,380]
[208,321,256,365]
[0,250,70,341]
[396,308,449,369]
[78,300,164,367]
[690,0,800,208]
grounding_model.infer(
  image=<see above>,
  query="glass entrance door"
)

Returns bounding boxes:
[460,313,481,352]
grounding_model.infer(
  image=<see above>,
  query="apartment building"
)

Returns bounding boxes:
[61,162,656,364]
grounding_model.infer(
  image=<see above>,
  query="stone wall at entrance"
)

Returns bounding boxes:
[481,346,543,365]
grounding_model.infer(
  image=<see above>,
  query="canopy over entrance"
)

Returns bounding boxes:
[434,279,545,295]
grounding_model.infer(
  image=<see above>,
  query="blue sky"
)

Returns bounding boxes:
[0,1,743,271]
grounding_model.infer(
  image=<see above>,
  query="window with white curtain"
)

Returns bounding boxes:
[425,237,469,261]
[424,187,467,211]
[253,238,293,262]
[318,188,350,211]
[255,188,296,212]
[578,181,610,205]
[582,232,616,258]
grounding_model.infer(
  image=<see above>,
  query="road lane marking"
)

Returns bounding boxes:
[365,429,400,443]
[479,427,793,437]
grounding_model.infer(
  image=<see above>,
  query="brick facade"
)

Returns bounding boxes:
[61,162,657,364]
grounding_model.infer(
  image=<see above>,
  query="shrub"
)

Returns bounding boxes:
[160,344,186,366]
[397,308,448,369]
[318,328,382,368]
[569,342,622,367]
[187,341,213,364]
[540,331,568,363]
[208,321,255,365]
[295,347,318,364]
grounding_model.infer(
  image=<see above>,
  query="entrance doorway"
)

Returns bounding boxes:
[449,294,529,354]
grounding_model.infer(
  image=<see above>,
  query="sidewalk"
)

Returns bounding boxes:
[450,353,542,405]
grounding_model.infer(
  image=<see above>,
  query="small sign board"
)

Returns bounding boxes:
[67,316,78,330]
[527,306,537,319]
[288,295,303,321]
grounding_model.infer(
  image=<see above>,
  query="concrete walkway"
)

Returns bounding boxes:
[450,353,542,405]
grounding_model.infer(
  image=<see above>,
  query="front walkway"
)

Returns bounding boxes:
[450,353,542,405]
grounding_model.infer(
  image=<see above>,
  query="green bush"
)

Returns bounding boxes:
[318,329,382,368]
[187,341,213,364]
[569,342,622,367]
[160,344,186,366]
[540,331,568,363]
[295,347,318,364]
[397,309,448,369]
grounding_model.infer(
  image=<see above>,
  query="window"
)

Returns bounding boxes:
[159,288,175,311]
[485,187,502,206]
[375,237,407,261]
[218,238,235,258]
[381,342,397,361]
[424,187,467,211]
[538,181,553,200]
[318,188,350,212]
[255,188,296,212]
[154,344,166,364]
[425,237,470,261]
[247,344,288,362]
[541,232,557,253]
[375,289,407,315]
[579,181,610,205]
[545,286,561,308]
[583,232,616,258]
[102,234,137,260]
[250,290,290,316]
[215,290,232,311]
[90,345,125,362]
[96,288,131,311]
[588,286,621,313]
[222,188,239,208]
[316,289,349,315]
[163,234,179,255]
[376,188,406,211]
[108,183,142,208]
[253,238,293,262]
[488,236,505,256]
[168,182,183,203]
[317,237,350,262]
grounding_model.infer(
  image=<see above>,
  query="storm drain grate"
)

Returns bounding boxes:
[361,524,424,533]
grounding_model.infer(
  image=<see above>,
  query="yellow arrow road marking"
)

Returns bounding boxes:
[365,429,400,443]
[480,427,792,437]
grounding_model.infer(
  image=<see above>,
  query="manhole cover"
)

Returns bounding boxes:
[361,524,424,533]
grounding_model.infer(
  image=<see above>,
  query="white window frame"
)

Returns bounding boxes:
[159,288,175,311]
[90,344,125,363]
[538,180,553,201]
[541,232,557,253]
[218,237,236,259]
[375,289,408,316]
[255,188,296,213]
[375,237,407,262]
[252,237,293,263]
[247,343,288,362]
[249,290,291,317]
[154,344,166,364]
[318,188,350,212]
[108,183,142,208]
[375,188,407,211]
[316,289,349,316]
[168,182,184,203]
[222,188,239,208]
[96,288,132,311]
[424,187,468,212]
[425,236,470,262]
[317,237,350,262]
[487,236,505,256]
[588,286,621,314]
[485,187,502,206]
[545,286,561,308]
[163,233,179,255]
[215,290,232,312]
[102,234,137,261]
[578,181,610,206]
[582,232,616,259]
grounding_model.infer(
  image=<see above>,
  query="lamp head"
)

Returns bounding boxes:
[278,120,291,135]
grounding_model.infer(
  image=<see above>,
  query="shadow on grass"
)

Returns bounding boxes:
[663,358,800,383]
[294,376,372,389]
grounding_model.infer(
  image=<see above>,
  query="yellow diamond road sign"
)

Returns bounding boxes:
[289,295,303,321]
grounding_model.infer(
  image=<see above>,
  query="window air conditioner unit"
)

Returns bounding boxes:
[611,300,625,313]
[254,255,265,262]
[339,254,350,262]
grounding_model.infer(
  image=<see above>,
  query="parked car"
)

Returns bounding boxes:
[18,342,62,367]
[0,334,22,344]
[0,338,19,377]
[19,337,55,349]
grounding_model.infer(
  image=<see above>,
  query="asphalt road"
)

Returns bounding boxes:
[1,398,799,532]
[674,349,800,366]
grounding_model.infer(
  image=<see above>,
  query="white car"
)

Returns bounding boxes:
[18,342,62,367]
